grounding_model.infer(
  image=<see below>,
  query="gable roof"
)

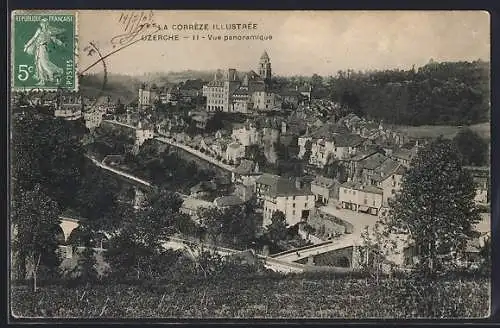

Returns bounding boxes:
[340,181,383,195]
[214,195,245,207]
[334,134,364,147]
[359,153,389,170]
[392,148,413,161]
[266,178,313,198]
[311,175,336,188]
[234,159,259,175]
[256,173,281,186]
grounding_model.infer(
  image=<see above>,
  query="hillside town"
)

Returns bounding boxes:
[12,51,491,275]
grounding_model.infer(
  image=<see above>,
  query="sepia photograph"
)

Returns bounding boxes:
[9,10,491,319]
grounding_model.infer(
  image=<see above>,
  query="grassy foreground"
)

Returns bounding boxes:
[11,275,490,319]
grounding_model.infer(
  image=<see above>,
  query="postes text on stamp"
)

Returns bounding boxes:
[12,12,77,91]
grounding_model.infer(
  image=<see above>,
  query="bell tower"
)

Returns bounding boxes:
[259,50,272,81]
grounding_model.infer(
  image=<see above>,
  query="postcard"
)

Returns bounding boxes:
[9,10,491,319]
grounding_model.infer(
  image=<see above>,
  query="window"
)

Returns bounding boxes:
[353,191,356,195]
[344,189,347,194]
[293,210,296,215]
[293,203,296,208]
[373,200,376,206]
[391,189,395,195]
[364,198,367,204]
[293,196,296,200]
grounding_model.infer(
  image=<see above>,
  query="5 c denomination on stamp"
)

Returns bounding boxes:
[12,12,78,91]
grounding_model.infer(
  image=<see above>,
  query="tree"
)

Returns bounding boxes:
[105,189,185,280]
[266,210,288,243]
[11,184,62,292]
[311,73,324,90]
[72,163,122,232]
[359,220,400,281]
[12,112,86,208]
[302,140,313,163]
[453,128,488,166]
[386,138,480,277]
[199,204,258,248]
[69,225,99,283]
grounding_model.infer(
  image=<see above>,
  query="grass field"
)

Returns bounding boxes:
[394,122,490,141]
[11,275,490,319]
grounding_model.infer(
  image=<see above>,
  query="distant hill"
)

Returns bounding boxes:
[79,70,217,104]
[79,73,142,104]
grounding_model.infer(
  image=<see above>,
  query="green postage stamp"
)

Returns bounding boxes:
[12,12,77,91]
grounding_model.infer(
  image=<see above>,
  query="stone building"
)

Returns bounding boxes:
[202,51,281,113]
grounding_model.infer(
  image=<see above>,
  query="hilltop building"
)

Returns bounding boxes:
[202,51,282,113]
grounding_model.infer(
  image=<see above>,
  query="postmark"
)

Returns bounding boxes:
[12,12,78,91]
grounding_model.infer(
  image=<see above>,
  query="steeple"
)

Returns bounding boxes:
[259,50,272,81]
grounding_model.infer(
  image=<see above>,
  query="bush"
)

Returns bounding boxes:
[10,274,489,318]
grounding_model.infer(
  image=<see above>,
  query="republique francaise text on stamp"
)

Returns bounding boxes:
[12,12,77,91]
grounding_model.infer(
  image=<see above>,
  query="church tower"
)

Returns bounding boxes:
[259,50,272,81]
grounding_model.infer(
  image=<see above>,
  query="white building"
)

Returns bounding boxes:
[135,121,154,146]
[225,142,245,163]
[231,123,261,147]
[83,109,104,129]
[262,176,315,227]
[310,176,337,205]
[202,51,280,113]
[138,84,160,109]
[339,182,383,216]
[376,165,406,207]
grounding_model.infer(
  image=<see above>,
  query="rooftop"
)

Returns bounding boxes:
[340,181,383,195]
[334,134,365,147]
[234,159,260,175]
[266,177,313,198]
[359,153,390,170]
[311,176,336,188]
[214,195,245,207]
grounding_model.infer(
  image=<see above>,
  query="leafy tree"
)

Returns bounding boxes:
[245,144,267,167]
[359,220,399,281]
[11,184,62,292]
[199,204,258,248]
[72,163,122,232]
[105,189,185,280]
[302,140,313,163]
[453,128,488,166]
[69,226,99,283]
[386,138,480,277]
[266,210,288,243]
[311,73,324,89]
[11,112,86,208]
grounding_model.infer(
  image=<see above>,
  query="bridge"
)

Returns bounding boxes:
[59,216,81,242]
[270,234,364,269]
[161,236,354,274]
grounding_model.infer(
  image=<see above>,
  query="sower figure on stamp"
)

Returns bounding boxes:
[23,18,65,86]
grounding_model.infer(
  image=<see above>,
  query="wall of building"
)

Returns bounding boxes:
[379,173,403,206]
[263,194,315,227]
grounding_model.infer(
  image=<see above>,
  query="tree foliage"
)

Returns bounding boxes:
[387,138,480,276]
[105,189,186,280]
[199,203,258,248]
[266,210,288,243]
[11,184,62,291]
[327,61,489,125]
[11,111,86,207]
[452,128,488,166]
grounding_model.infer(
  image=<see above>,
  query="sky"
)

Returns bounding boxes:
[77,10,490,76]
